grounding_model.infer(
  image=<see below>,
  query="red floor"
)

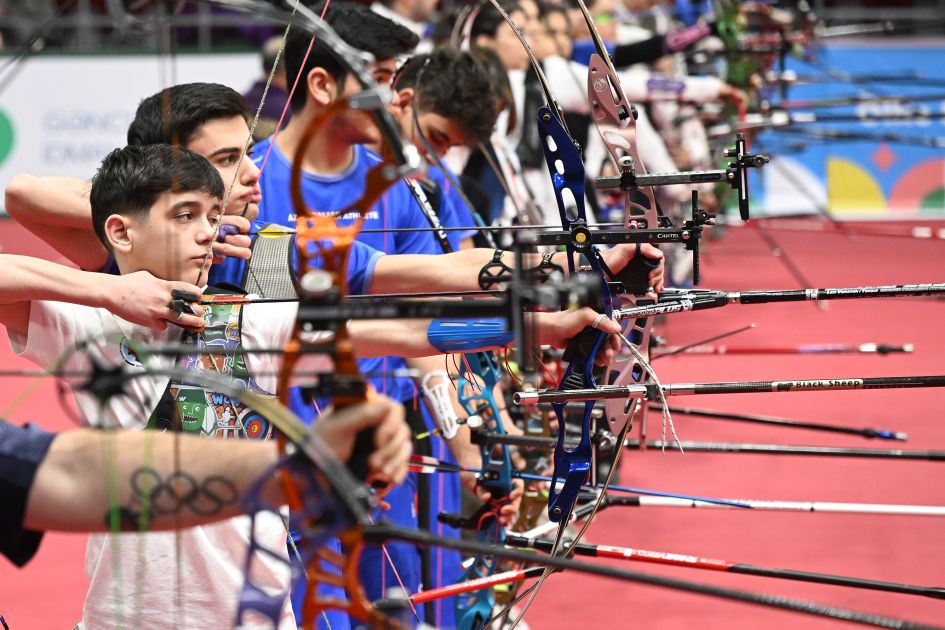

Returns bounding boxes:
[527,221,945,629]
[1,218,944,629]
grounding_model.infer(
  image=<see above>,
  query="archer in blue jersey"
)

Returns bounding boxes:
[236,133,441,628]
[429,166,479,251]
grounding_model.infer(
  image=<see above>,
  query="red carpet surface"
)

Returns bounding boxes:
[1,218,944,629]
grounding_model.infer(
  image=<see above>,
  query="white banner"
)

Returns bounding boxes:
[0,53,259,212]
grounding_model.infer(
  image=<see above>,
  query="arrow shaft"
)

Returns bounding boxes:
[474,433,943,461]
[403,566,544,605]
[504,536,945,599]
[654,405,907,441]
[623,440,945,460]
[606,495,945,517]
[409,455,749,507]
[653,343,912,357]
[614,284,945,320]
[373,523,945,629]
[514,375,945,404]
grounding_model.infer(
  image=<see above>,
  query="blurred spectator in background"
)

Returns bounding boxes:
[371,0,437,51]
[243,35,291,140]
[0,0,60,51]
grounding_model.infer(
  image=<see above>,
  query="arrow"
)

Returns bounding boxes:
[602,494,945,517]
[474,433,943,461]
[653,342,915,358]
[504,535,945,600]
[407,455,750,508]
[650,406,908,441]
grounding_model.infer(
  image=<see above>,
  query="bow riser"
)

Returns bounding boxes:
[585,54,660,435]
[537,105,613,523]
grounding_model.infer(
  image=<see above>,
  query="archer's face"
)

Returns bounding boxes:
[519,0,544,45]
[591,0,618,42]
[391,88,471,159]
[545,12,573,60]
[114,191,221,285]
[335,60,400,147]
[492,10,531,71]
[186,115,261,221]
[405,0,436,23]
[413,109,470,160]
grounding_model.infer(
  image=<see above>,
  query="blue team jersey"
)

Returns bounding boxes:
[244,137,442,628]
[207,223,381,297]
[571,39,616,66]
[239,137,440,402]
[428,167,478,250]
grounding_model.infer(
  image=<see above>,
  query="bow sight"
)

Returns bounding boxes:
[532,189,715,285]
[594,132,769,222]
[531,133,767,289]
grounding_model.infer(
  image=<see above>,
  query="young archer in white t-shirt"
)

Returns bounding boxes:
[0,138,656,627]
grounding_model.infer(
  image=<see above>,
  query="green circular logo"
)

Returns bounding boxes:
[0,109,14,166]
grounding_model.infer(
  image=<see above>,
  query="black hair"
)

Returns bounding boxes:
[127,83,250,147]
[393,48,498,144]
[90,144,224,250]
[284,2,420,112]
[542,1,569,23]
[470,2,521,39]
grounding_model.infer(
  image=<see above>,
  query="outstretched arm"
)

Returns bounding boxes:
[370,243,664,295]
[4,175,252,270]
[4,175,108,271]
[22,398,411,534]
[0,254,207,337]
[350,306,622,360]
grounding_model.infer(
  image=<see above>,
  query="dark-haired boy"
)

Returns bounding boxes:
[217,6,662,623]
[227,6,441,622]
[389,47,505,628]
[2,138,652,628]
[1,144,301,629]
[6,82,260,277]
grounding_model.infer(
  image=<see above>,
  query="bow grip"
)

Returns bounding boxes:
[561,325,604,364]
[612,244,660,295]
[347,426,377,484]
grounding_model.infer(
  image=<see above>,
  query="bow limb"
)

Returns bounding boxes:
[498,3,670,626]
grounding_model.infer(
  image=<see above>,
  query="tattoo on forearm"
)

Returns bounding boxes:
[104,467,239,531]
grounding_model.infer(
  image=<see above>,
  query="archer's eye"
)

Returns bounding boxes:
[218,154,239,167]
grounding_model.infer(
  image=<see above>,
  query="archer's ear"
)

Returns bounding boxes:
[390,88,415,116]
[305,67,336,107]
[103,214,133,255]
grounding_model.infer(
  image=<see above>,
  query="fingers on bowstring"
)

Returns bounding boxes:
[212,239,253,261]
[167,283,205,327]
[221,214,251,232]
[166,310,205,330]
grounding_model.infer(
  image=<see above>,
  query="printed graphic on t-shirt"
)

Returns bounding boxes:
[147,301,273,440]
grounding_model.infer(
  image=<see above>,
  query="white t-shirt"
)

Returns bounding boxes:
[9,299,300,630]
